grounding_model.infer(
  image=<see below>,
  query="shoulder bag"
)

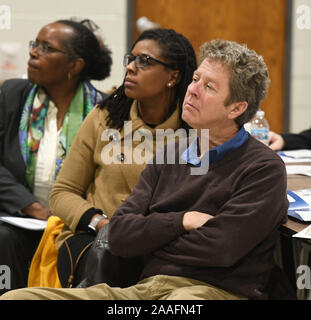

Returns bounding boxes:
[76,223,143,288]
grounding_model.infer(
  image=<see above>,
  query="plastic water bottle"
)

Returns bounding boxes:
[250,110,269,145]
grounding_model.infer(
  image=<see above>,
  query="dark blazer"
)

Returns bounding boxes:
[0,79,36,215]
[282,129,311,150]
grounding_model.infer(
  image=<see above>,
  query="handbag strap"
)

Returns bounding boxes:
[64,239,94,288]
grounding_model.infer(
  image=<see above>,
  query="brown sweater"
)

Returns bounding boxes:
[109,135,289,299]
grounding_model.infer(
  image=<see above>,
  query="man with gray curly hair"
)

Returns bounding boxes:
[196,39,270,127]
[1,40,290,301]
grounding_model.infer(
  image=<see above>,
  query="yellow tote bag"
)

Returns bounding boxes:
[28,216,64,288]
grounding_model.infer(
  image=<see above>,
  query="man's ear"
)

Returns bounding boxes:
[228,101,248,120]
[70,58,85,77]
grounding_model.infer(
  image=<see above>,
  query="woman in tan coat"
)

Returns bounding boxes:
[31,28,197,288]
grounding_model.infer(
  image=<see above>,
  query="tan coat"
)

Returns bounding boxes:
[50,101,181,249]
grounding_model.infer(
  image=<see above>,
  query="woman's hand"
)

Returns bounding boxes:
[96,216,110,231]
[21,202,52,220]
[268,131,285,151]
[88,214,110,232]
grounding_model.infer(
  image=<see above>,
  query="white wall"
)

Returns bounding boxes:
[1,0,310,129]
[290,0,311,133]
[0,0,128,92]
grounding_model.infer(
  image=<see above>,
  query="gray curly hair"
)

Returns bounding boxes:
[198,39,270,126]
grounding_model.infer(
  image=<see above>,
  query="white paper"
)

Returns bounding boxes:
[293,224,311,239]
[279,149,311,163]
[291,189,311,202]
[295,210,311,221]
[287,189,311,221]
[0,214,47,231]
[281,149,311,159]
[282,156,311,163]
[286,165,311,176]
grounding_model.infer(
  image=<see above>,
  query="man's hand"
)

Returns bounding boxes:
[21,202,52,220]
[182,211,213,231]
[268,131,285,151]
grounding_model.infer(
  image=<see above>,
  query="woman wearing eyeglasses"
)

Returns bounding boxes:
[41,28,197,288]
[0,19,112,294]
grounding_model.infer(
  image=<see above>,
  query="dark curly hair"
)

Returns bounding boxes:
[98,28,197,130]
[56,19,112,81]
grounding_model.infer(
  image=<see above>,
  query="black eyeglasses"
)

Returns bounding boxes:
[123,53,174,69]
[29,40,75,58]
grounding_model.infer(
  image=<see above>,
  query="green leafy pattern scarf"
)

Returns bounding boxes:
[19,81,102,191]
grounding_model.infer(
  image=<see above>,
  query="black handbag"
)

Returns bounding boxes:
[76,224,144,288]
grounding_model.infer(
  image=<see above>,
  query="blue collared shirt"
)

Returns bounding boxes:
[181,126,249,166]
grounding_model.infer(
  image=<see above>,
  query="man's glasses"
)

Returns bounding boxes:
[29,40,75,58]
[123,53,174,69]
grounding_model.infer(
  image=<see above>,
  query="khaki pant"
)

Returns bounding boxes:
[1,275,246,300]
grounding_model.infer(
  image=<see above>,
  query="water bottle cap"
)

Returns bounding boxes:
[256,110,265,117]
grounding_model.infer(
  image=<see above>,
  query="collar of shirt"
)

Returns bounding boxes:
[181,126,249,166]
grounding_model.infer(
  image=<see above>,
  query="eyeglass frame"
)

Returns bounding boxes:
[29,40,76,58]
[123,53,175,69]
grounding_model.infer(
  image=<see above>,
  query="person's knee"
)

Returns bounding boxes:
[165,284,245,300]
[0,288,28,300]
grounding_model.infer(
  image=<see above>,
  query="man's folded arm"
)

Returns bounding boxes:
[154,160,288,268]
[108,162,187,257]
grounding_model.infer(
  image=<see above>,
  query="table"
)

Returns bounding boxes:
[282,172,311,233]
[280,171,311,299]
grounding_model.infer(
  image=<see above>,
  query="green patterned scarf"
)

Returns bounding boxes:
[19,81,101,191]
